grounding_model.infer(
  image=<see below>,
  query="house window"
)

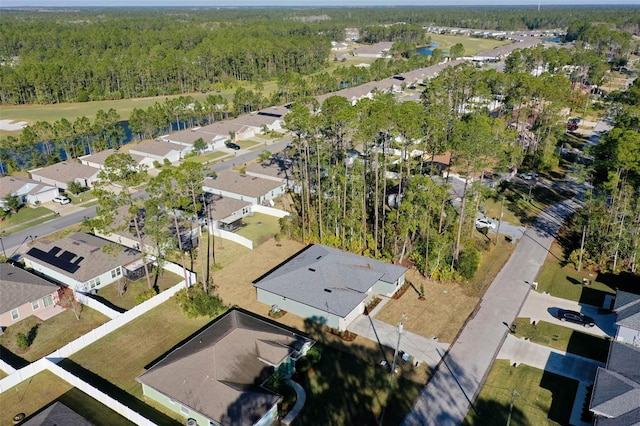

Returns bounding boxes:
[11,309,19,320]
[111,267,121,278]
[43,295,53,307]
[32,300,40,310]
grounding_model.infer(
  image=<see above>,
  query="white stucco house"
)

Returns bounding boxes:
[202,169,286,206]
[29,161,101,190]
[0,176,60,209]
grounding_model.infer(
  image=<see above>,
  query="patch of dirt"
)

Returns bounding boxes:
[375,269,479,344]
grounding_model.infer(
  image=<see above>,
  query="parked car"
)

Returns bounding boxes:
[566,123,579,131]
[519,172,538,180]
[225,142,241,150]
[567,117,581,124]
[53,195,71,205]
[556,309,595,327]
[475,217,496,230]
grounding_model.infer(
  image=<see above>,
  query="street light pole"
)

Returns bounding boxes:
[0,236,6,258]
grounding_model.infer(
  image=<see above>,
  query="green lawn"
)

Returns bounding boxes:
[183,151,228,164]
[236,213,281,247]
[429,33,512,55]
[61,299,212,424]
[0,206,54,233]
[295,343,423,426]
[0,308,109,363]
[466,236,516,295]
[512,319,610,362]
[464,360,578,426]
[535,260,614,306]
[0,370,135,426]
[93,270,183,311]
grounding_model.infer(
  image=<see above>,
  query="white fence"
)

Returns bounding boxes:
[161,262,196,286]
[252,204,290,218]
[0,359,17,375]
[212,228,253,249]
[74,291,121,319]
[0,358,49,392]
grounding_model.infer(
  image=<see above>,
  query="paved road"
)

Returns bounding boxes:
[402,198,580,426]
[2,138,293,259]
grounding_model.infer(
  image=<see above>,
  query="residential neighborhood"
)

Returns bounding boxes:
[0,5,639,426]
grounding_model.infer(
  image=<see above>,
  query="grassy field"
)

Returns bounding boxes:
[428,34,511,55]
[0,308,109,363]
[512,319,610,362]
[0,206,55,234]
[236,212,281,247]
[464,360,578,426]
[0,370,135,426]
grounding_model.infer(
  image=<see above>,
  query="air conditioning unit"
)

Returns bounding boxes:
[186,419,197,426]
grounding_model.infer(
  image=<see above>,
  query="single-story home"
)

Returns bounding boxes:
[206,195,252,232]
[79,148,155,171]
[253,244,407,331]
[203,170,286,206]
[29,161,101,190]
[137,309,314,426]
[128,140,189,164]
[162,121,255,152]
[245,161,294,187]
[231,106,289,133]
[352,41,394,58]
[589,341,640,423]
[612,290,640,347]
[23,232,148,292]
[0,176,60,209]
[0,263,62,328]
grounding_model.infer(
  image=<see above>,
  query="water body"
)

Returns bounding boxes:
[544,37,561,43]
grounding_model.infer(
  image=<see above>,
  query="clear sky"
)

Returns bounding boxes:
[2,0,638,6]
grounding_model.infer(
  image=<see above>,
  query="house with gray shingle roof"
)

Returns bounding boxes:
[253,244,407,331]
[22,401,94,426]
[613,291,640,347]
[79,148,155,171]
[203,169,286,206]
[137,309,314,426]
[29,161,101,190]
[589,341,640,425]
[128,140,188,164]
[0,175,60,208]
[352,41,393,58]
[0,263,62,328]
[23,232,146,292]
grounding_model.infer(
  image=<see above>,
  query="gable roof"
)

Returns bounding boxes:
[23,233,141,283]
[614,291,640,332]
[22,401,93,426]
[245,161,294,182]
[29,161,99,183]
[78,148,147,169]
[137,310,313,426]
[0,176,57,199]
[207,195,251,222]
[0,263,59,314]
[253,244,407,318]
[129,140,186,157]
[203,170,283,198]
[590,342,640,425]
[231,106,289,128]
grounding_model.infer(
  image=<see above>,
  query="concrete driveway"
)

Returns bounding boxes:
[518,291,617,338]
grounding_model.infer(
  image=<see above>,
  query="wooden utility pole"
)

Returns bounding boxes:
[496,196,505,245]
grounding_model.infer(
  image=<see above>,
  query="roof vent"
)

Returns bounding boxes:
[308,268,316,272]
[324,288,332,293]
[316,256,322,260]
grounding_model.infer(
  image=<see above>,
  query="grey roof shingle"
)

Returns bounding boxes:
[22,401,94,426]
[207,196,251,221]
[29,161,99,183]
[23,233,141,284]
[129,140,186,157]
[615,291,640,332]
[0,176,57,199]
[590,342,640,424]
[137,310,313,426]
[203,170,284,199]
[0,263,59,314]
[79,148,147,168]
[253,244,407,318]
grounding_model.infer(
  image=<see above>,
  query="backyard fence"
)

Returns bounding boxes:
[252,204,290,218]
[212,228,253,249]
[74,291,121,319]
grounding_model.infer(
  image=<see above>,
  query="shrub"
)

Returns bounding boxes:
[153,160,162,169]
[67,181,89,195]
[16,332,30,350]
[163,158,172,167]
[174,285,226,318]
[456,249,481,279]
[135,289,157,304]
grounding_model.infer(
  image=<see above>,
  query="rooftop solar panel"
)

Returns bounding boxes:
[26,247,81,274]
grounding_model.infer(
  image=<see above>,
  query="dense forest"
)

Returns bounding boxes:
[1,6,638,105]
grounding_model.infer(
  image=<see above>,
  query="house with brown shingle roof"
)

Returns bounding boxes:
[137,309,314,426]
[78,148,155,171]
[0,175,60,208]
[128,140,188,164]
[29,161,101,190]
[202,169,286,205]
[352,41,394,58]
[23,232,146,292]
[0,263,63,328]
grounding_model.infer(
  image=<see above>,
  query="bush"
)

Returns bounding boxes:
[174,285,226,318]
[67,181,89,196]
[135,289,157,304]
[457,248,481,279]
[16,332,30,350]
